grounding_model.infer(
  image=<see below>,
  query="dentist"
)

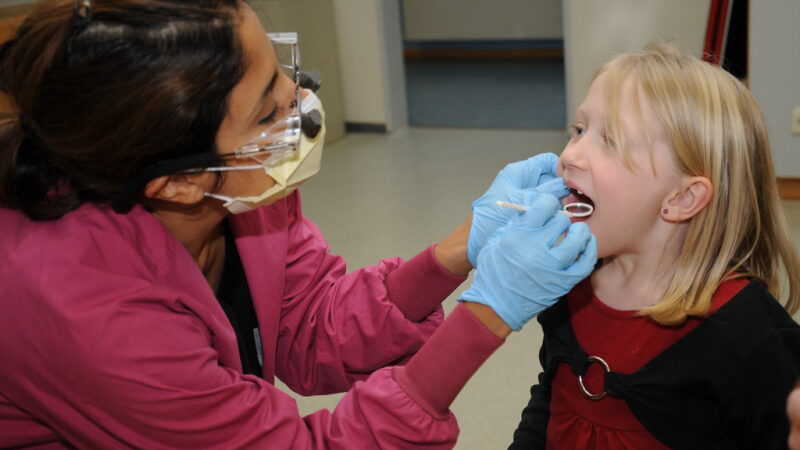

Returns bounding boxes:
[0,0,596,447]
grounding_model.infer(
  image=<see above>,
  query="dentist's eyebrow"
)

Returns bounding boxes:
[249,69,279,122]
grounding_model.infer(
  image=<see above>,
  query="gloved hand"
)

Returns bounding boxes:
[468,153,568,266]
[461,194,597,331]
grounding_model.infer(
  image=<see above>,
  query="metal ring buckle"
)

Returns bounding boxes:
[577,355,610,400]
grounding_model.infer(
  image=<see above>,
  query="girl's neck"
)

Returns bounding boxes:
[592,228,686,310]
[592,256,675,310]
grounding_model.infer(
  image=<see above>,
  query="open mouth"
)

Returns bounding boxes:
[568,188,594,207]
[564,187,594,218]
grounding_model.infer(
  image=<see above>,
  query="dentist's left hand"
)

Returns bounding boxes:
[468,153,567,266]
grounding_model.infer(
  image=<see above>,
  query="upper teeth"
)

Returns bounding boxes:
[576,190,584,195]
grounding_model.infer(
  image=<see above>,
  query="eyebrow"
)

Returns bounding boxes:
[249,69,279,122]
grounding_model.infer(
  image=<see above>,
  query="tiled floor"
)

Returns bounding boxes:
[282,126,800,449]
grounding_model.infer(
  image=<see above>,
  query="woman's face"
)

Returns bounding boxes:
[213,6,297,200]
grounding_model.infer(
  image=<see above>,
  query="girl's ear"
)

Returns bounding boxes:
[661,176,713,222]
[143,174,210,205]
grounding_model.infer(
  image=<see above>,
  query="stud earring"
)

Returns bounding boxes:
[662,208,669,215]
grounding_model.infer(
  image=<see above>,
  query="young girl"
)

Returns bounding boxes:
[509,43,800,449]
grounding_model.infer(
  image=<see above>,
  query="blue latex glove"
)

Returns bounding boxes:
[469,153,568,266]
[461,194,598,331]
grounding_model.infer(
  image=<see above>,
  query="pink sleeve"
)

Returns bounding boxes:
[305,368,459,449]
[394,303,505,416]
[13,291,458,448]
[386,245,469,322]
[275,194,466,395]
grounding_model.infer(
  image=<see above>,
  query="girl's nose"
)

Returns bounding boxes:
[559,140,583,172]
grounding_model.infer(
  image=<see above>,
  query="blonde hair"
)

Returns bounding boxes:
[595,43,800,325]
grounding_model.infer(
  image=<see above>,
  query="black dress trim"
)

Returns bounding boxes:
[216,221,263,377]
[509,280,800,449]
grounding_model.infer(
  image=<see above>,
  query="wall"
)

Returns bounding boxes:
[0,2,35,117]
[331,0,406,130]
[0,3,31,40]
[402,0,562,41]
[380,0,407,130]
[0,0,32,6]
[749,0,800,177]
[251,0,346,142]
[562,0,710,127]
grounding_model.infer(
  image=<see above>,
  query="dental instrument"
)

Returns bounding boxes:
[496,200,593,218]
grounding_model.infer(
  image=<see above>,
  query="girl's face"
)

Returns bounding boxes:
[558,72,685,259]
[213,6,298,200]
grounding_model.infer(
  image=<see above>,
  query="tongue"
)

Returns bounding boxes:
[565,192,581,204]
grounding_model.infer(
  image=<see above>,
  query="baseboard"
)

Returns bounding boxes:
[404,48,563,60]
[778,178,800,200]
[403,39,563,60]
[345,122,387,133]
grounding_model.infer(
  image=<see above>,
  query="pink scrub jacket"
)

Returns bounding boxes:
[0,191,467,448]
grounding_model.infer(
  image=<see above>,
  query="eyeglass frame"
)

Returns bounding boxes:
[210,32,305,167]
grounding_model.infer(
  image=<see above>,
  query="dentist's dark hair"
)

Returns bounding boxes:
[0,0,244,220]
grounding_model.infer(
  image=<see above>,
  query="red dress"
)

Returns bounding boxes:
[546,278,748,449]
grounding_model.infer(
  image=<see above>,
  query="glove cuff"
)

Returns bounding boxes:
[459,288,523,331]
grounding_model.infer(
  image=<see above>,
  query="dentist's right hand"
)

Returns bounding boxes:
[468,153,567,267]
[460,194,597,331]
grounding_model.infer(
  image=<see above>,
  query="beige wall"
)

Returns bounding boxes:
[750,0,800,177]
[330,1,386,126]
[0,0,33,7]
[251,0,346,142]
[563,0,710,127]
[0,2,35,117]
[402,0,562,41]
[0,3,34,41]
[331,0,406,130]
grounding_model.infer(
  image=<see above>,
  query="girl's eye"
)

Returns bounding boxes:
[568,124,585,138]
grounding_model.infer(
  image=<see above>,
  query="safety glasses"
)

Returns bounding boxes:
[270,32,322,92]
[210,112,303,169]
[208,32,322,171]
